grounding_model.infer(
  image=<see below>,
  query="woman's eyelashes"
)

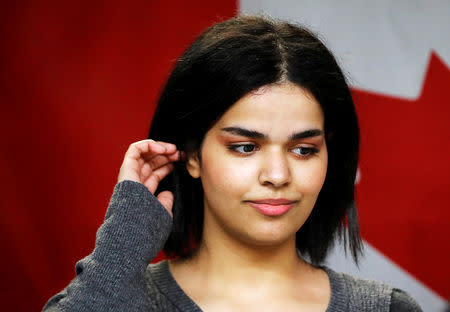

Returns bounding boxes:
[226,143,319,158]
[291,146,319,158]
[227,143,259,154]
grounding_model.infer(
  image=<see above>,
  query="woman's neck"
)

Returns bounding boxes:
[168,207,333,311]
[192,232,305,283]
[170,220,314,291]
[168,227,331,311]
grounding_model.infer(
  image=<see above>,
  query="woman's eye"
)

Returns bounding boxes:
[228,144,257,154]
[291,146,318,157]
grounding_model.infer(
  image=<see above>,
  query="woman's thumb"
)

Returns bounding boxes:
[156,190,174,217]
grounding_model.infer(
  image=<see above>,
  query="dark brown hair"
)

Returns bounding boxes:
[149,15,362,265]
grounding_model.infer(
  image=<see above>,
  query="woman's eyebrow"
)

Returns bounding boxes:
[220,127,323,140]
[221,127,266,139]
[289,129,323,140]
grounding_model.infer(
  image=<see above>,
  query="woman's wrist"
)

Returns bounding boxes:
[92,180,173,265]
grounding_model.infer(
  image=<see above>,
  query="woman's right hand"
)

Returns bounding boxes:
[118,139,182,217]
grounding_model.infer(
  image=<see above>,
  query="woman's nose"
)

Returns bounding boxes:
[258,150,292,188]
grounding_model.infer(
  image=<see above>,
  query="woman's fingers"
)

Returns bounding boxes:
[131,139,177,156]
[117,139,180,218]
[128,140,179,165]
[145,152,181,170]
[139,152,180,182]
[128,140,166,160]
[118,139,181,185]
[144,163,174,194]
[155,141,177,154]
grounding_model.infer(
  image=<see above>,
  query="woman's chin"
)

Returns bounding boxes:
[237,226,298,249]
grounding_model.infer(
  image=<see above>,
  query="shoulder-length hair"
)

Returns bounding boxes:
[149,15,362,265]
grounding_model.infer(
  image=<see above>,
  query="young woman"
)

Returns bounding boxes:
[43,16,422,311]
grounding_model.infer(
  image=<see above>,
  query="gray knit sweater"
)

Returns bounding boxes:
[43,181,422,311]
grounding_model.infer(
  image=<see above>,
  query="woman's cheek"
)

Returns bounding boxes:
[311,161,328,192]
[207,157,256,195]
[200,141,238,193]
[293,159,328,194]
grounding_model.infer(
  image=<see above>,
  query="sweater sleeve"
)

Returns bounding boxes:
[42,180,173,312]
[389,288,423,312]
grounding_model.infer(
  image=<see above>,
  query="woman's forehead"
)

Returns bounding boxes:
[215,83,325,133]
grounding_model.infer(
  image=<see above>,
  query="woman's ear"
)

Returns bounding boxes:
[186,153,201,178]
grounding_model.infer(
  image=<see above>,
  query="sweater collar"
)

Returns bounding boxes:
[148,260,349,311]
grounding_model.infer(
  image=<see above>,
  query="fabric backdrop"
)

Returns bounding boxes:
[1,1,448,311]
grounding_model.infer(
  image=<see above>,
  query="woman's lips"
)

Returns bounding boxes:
[246,199,297,216]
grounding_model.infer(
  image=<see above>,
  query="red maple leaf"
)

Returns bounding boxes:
[353,51,450,299]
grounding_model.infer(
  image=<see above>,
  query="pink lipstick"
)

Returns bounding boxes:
[247,199,297,216]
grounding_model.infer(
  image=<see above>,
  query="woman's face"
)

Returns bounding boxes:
[187,82,328,247]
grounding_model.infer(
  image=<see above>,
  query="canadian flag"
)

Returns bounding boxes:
[241,1,450,310]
